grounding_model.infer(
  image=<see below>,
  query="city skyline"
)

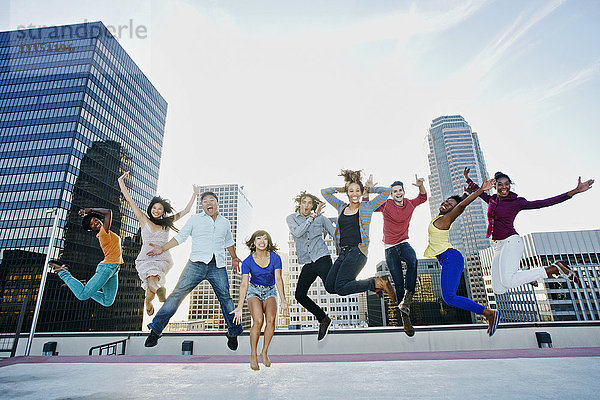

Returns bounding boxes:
[1,2,598,323]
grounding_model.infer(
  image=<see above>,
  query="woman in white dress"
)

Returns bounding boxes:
[118,172,199,315]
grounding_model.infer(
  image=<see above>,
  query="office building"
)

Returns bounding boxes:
[0,22,167,332]
[187,184,253,330]
[427,115,491,322]
[480,230,600,322]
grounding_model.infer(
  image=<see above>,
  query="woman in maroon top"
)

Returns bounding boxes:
[464,168,593,293]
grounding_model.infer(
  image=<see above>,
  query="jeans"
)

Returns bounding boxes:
[247,282,277,301]
[438,249,484,315]
[295,255,333,322]
[492,235,546,294]
[58,263,119,307]
[148,259,243,336]
[326,246,374,296]
[385,242,418,302]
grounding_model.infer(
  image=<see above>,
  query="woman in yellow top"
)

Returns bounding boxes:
[50,208,122,307]
[424,178,501,336]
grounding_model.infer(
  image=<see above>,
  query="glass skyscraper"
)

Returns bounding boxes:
[0,22,167,332]
[187,184,253,330]
[427,115,491,322]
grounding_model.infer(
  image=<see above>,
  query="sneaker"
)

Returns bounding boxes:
[156,287,167,302]
[401,313,415,337]
[227,334,238,351]
[144,329,161,347]
[318,315,332,341]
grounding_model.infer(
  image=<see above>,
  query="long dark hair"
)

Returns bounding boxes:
[339,169,364,193]
[147,196,178,232]
[246,230,279,252]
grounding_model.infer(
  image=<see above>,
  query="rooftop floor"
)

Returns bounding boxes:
[2,348,599,400]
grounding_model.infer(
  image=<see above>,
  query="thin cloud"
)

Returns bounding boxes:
[537,58,600,102]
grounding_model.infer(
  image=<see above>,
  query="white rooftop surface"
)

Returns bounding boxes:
[2,356,599,400]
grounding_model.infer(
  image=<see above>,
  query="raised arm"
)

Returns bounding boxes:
[464,167,491,203]
[521,177,594,210]
[436,180,494,230]
[413,174,427,196]
[174,185,200,222]
[79,207,113,232]
[118,172,148,226]
[231,273,250,324]
[321,187,346,213]
[367,186,392,209]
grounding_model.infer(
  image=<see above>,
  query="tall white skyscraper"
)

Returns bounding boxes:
[427,115,492,322]
[187,184,253,329]
[287,217,363,329]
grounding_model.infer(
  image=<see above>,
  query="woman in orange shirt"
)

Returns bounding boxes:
[50,208,122,307]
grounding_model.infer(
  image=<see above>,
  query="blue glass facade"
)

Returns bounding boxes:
[0,22,167,332]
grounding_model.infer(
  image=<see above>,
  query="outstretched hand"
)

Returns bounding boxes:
[118,171,130,182]
[573,177,594,194]
[314,202,326,217]
[230,307,243,325]
[463,167,470,180]
[413,174,424,187]
[365,174,377,193]
[193,185,201,195]
[280,300,290,317]
[481,179,494,192]
[231,257,241,274]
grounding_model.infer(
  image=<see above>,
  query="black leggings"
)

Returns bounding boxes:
[295,255,334,322]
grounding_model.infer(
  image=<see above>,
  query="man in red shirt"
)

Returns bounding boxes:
[371,175,427,336]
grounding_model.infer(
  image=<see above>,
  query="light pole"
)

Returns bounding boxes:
[25,208,60,356]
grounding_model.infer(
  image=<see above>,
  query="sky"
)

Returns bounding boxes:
[2,0,599,323]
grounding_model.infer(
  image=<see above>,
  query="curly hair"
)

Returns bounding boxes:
[246,230,279,252]
[293,191,321,213]
[147,196,179,232]
[339,169,364,193]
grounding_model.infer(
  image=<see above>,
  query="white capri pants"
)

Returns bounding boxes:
[492,234,546,294]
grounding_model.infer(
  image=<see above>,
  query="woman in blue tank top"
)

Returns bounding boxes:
[231,230,289,370]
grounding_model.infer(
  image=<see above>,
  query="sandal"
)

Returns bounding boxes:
[145,301,154,316]
[552,261,581,286]
[488,310,501,337]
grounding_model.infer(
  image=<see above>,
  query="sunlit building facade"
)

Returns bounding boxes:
[0,22,167,332]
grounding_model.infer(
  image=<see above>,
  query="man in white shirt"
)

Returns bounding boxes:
[144,191,243,350]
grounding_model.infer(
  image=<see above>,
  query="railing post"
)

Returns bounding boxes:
[10,297,29,357]
[25,208,59,356]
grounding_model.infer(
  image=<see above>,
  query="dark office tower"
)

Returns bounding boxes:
[0,22,167,332]
[427,115,491,323]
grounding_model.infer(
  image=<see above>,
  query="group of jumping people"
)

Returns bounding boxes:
[48,168,593,370]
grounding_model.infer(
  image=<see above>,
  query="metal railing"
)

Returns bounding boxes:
[0,298,29,358]
[88,337,128,356]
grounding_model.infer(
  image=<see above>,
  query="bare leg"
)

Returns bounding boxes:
[260,297,277,367]
[248,297,264,371]
[145,288,155,315]
[147,275,160,292]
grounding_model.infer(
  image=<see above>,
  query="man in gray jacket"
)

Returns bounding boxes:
[286,191,336,341]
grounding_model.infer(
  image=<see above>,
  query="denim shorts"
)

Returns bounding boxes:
[247,282,277,301]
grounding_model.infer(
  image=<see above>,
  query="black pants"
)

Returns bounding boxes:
[295,255,334,322]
